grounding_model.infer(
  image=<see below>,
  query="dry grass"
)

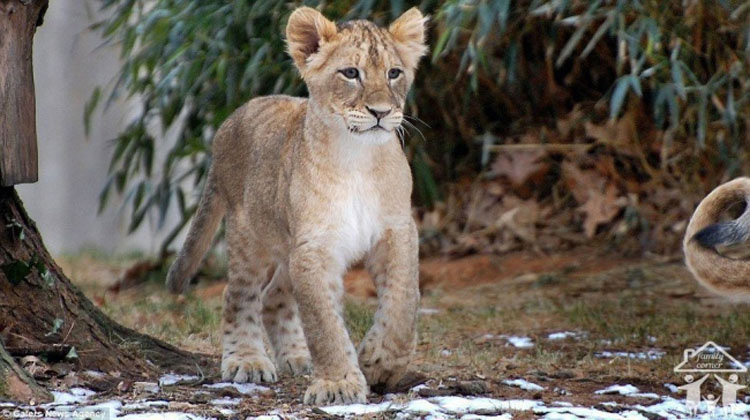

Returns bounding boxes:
[57,250,750,406]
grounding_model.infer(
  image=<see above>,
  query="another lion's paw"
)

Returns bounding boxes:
[221,352,277,383]
[303,371,368,405]
[278,353,312,376]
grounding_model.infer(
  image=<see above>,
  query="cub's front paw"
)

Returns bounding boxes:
[277,354,312,376]
[221,352,277,383]
[303,371,368,405]
[358,335,412,389]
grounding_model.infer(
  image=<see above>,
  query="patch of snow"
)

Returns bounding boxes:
[631,396,750,419]
[704,344,730,353]
[664,383,679,393]
[158,373,200,386]
[503,379,545,391]
[460,415,512,420]
[431,396,541,414]
[593,384,659,399]
[123,400,169,410]
[620,410,652,420]
[419,308,440,315]
[410,384,429,392]
[210,397,241,406]
[134,382,160,394]
[83,370,106,378]
[321,401,394,416]
[595,350,664,360]
[441,349,452,356]
[203,382,270,395]
[322,397,539,417]
[402,399,443,415]
[502,335,534,348]
[49,390,88,405]
[536,405,634,419]
[64,400,123,419]
[120,413,208,420]
[218,407,235,416]
[595,384,641,396]
[70,387,96,398]
[547,331,579,340]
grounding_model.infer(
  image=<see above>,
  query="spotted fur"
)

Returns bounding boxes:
[166,7,428,405]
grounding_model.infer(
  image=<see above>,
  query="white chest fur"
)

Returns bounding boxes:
[328,171,383,267]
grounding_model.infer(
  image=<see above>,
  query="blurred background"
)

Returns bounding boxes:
[18,1,181,255]
[21,0,750,262]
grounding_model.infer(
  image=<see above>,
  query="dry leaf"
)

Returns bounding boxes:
[561,161,606,204]
[584,109,640,157]
[491,150,547,187]
[579,184,627,238]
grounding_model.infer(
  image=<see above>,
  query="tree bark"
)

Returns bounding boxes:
[0,0,46,186]
[0,1,215,403]
[0,342,51,403]
[0,188,216,403]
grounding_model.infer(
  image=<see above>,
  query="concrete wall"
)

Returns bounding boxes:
[17,1,177,255]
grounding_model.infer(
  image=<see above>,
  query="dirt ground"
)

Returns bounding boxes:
[7,248,750,419]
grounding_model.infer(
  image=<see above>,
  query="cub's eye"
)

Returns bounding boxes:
[340,68,359,79]
[388,68,403,79]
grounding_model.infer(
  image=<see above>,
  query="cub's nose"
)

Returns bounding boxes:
[366,106,391,120]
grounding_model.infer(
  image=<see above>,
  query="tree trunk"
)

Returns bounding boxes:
[0,188,216,403]
[0,0,45,186]
[0,0,215,403]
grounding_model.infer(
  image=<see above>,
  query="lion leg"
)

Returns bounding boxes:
[359,222,420,389]
[220,216,277,383]
[262,265,312,376]
[289,242,367,405]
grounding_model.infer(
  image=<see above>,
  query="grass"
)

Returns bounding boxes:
[57,250,750,404]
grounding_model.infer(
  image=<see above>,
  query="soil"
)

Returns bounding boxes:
[7,248,749,419]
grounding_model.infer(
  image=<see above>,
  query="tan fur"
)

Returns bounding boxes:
[684,177,750,300]
[166,7,428,405]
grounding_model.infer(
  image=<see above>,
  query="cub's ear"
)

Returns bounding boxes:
[286,7,338,74]
[388,7,429,70]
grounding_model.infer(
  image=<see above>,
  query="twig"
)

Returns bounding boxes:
[484,143,594,152]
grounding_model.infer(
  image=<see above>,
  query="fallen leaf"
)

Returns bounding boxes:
[580,184,627,238]
[492,150,547,187]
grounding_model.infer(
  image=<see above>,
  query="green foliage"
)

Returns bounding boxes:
[344,299,374,343]
[0,255,46,286]
[1,261,32,285]
[90,0,750,253]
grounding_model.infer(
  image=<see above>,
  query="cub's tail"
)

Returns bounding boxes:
[684,177,750,300]
[165,169,225,294]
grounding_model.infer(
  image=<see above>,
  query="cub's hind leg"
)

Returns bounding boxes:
[262,265,312,376]
[221,216,277,383]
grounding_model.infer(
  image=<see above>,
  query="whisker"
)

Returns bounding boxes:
[403,114,431,129]
[396,126,406,148]
[402,120,427,143]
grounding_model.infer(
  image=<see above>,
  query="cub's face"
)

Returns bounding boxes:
[286,8,428,144]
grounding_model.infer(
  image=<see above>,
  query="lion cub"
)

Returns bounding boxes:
[166,7,427,405]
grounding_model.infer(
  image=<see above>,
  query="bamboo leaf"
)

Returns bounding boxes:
[610,76,630,119]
